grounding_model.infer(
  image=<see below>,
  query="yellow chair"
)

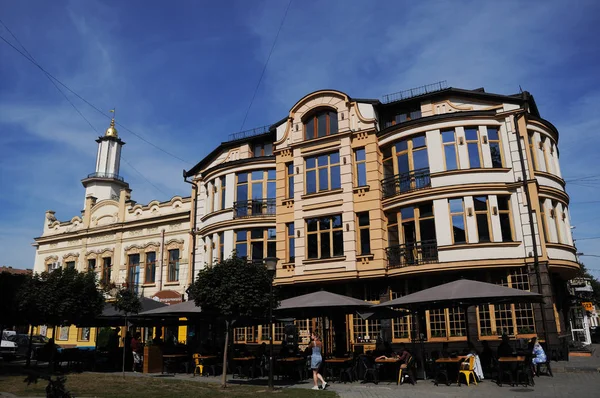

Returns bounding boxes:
[457,356,477,386]
[193,353,203,377]
[398,356,416,385]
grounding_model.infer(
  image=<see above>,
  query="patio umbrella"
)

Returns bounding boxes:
[355,307,408,321]
[94,297,168,326]
[275,290,374,318]
[137,300,202,318]
[374,279,543,311]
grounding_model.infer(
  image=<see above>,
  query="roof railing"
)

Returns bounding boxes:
[227,125,272,142]
[382,81,448,104]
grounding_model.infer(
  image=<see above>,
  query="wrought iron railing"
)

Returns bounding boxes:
[86,172,125,182]
[381,168,431,199]
[385,240,438,269]
[233,199,276,218]
[227,125,271,142]
[382,80,448,104]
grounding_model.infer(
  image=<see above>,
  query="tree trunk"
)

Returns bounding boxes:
[122,315,128,377]
[25,325,34,368]
[50,325,57,374]
[221,320,230,388]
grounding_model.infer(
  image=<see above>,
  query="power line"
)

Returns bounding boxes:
[0,20,169,198]
[239,0,292,131]
[0,28,191,165]
[575,236,600,241]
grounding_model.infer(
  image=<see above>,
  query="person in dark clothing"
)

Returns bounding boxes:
[497,334,514,358]
[480,340,494,372]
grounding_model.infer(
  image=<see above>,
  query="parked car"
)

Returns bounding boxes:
[7,334,59,359]
[1,338,18,361]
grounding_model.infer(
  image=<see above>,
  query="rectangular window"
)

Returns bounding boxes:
[287,223,295,262]
[212,181,218,212]
[128,254,140,290]
[357,212,371,255]
[487,127,503,168]
[78,327,90,342]
[428,307,466,339]
[236,229,274,262]
[145,251,156,284]
[441,129,458,170]
[57,326,69,341]
[392,316,411,340]
[236,230,247,258]
[286,163,294,199]
[465,127,481,168]
[66,261,75,269]
[552,201,563,243]
[168,249,180,282]
[306,214,343,259]
[449,198,467,244]
[305,152,340,194]
[352,317,380,343]
[220,176,226,210]
[253,142,273,157]
[305,111,338,140]
[354,148,367,187]
[102,257,112,286]
[497,196,513,242]
[87,258,96,271]
[473,196,491,242]
[219,232,225,261]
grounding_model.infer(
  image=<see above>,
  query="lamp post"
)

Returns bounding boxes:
[264,257,278,390]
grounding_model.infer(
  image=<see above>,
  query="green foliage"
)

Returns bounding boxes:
[112,287,142,315]
[188,256,277,321]
[18,268,105,327]
[576,263,600,305]
[0,271,30,328]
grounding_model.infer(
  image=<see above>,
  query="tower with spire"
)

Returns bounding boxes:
[81,112,129,206]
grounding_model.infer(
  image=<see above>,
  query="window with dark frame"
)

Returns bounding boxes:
[253,142,273,157]
[449,198,467,244]
[287,223,295,262]
[473,196,491,242]
[66,261,75,269]
[168,249,180,282]
[127,254,140,287]
[305,152,341,194]
[354,148,367,186]
[235,228,276,262]
[102,257,112,286]
[441,129,459,171]
[219,232,225,261]
[306,214,343,259]
[87,258,96,271]
[304,109,338,140]
[145,251,156,284]
[487,127,503,168]
[357,212,371,255]
[220,176,226,210]
[497,196,514,242]
[286,163,294,199]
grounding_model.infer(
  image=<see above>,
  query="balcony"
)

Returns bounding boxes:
[86,172,125,182]
[385,239,438,269]
[233,199,276,218]
[381,168,431,199]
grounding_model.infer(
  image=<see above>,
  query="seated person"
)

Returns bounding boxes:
[530,337,547,372]
[376,344,412,369]
[497,334,514,358]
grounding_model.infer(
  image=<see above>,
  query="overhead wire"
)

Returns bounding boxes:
[238,0,292,132]
[0,25,191,165]
[0,20,169,198]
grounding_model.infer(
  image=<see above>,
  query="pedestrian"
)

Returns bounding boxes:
[308,332,327,390]
[131,332,143,372]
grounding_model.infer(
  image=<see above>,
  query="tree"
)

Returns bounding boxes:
[18,268,105,371]
[577,263,600,305]
[0,271,30,358]
[188,256,277,388]
[112,287,142,376]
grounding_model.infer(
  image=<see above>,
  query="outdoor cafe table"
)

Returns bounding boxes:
[195,355,217,376]
[162,354,189,374]
[375,358,401,383]
[434,356,468,386]
[232,357,256,379]
[325,358,353,382]
[497,356,533,387]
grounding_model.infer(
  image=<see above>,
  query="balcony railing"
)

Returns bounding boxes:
[385,239,438,269]
[382,80,448,104]
[233,199,276,218]
[381,168,431,199]
[86,172,125,182]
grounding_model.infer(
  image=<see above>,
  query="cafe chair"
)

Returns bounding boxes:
[192,353,203,377]
[340,357,359,383]
[398,356,417,385]
[457,356,477,387]
[535,359,553,377]
[359,355,379,384]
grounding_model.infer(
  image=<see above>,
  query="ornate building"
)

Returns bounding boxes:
[32,117,191,347]
[185,84,578,352]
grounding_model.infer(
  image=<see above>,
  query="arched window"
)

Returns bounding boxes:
[304,109,338,140]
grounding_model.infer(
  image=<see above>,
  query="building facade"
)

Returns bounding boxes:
[32,118,192,347]
[185,84,579,352]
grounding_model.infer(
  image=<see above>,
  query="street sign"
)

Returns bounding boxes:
[582,302,594,311]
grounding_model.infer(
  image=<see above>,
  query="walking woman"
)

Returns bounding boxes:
[309,333,328,390]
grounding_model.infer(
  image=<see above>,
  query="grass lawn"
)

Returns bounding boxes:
[0,373,338,398]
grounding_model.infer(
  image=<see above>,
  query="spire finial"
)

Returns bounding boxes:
[105,108,118,137]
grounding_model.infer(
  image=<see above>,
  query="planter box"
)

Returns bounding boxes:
[143,346,163,373]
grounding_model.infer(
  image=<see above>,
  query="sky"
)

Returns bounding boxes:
[1,0,599,277]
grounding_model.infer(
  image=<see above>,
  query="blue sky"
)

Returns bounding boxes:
[1,0,599,277]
